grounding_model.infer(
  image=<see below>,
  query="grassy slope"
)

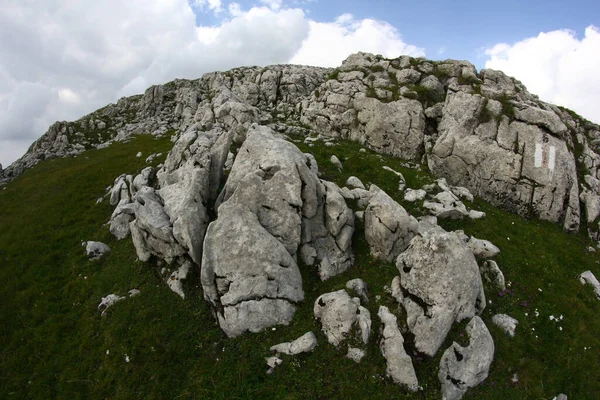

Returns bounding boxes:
[0,133,599,399]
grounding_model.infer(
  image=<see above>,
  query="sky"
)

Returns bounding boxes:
[0,0,599,168]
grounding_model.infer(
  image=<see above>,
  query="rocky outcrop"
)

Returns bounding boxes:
[438,316,494,400]
[395,230,485,356]
[201,126,354,336]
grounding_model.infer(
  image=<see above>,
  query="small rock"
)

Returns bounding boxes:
[346,347,365,363]
[346,278,369,303]
[167,261,191,299]
[84,241,111,260]
[98,294,125,316]
[136,152,142,157]
[492,314,518,337]
[355,211,364,222]
[552,394,568,400]
[480,260,506,290]
[314,290,371,347]
[330,155,343,171]
[467,236,500,259]
[346,176,365,190]
[270,331,318,355]
[451,186,474,202]
[468,210,486,219]
[359,148,366,153]
[579,271,600,300]
[266,356,283,374]
[404,189,426,202]
[587,246,596,253]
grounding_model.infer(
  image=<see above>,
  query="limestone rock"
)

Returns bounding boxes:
[330,155,343,171]
[492,314,518,337]
[378,306,419,392]
[166,261,191,299]
[314,290,371,347]
[346,347,366,363]
[404,188,426,202]
[346,176,365,190]
[266,356,283,374]
[365,188,419,262]
[480,260,506,290]
[438,316,495,400]
[467,236,500,259]
[579,271,600,300]
[396,231,485,356]
[270,331,318,355]
[346,278,369,303]
[84,241,111,260]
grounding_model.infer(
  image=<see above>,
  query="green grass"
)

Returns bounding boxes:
[1,132,599,399]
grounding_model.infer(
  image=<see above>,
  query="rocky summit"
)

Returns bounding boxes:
[1,52,600,399]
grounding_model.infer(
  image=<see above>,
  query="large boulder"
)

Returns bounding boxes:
[364,187,419,262]
[202,126,355,336]
[395,230,485,356]
[438,316,495,400]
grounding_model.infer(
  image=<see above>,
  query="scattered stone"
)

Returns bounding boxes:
[467,236,500,259]
[167,260,191,299]
[468,210,486,220]
[266,356,283,374]
[136,152,142,157]
[355,211,364,222]
[346,176,365,190]
[359,148,366,153]
[346,347,365,363]
[378,306,419,392]
[492,314,518,337]
[451,186,474,202]
[330,155,343,171]
[365,187,418,263]
[270,331,318,355]
[346,278,369,303]
[424,191,469,219]
[438,316,495,400]
[396,231,485,356]
[404,188,426,202]
[579,271,600,300]
[552,394,568,400]
[480,260,506,291]
[98,294,125,316]
[314,290,371,347]
[84,241,111,260]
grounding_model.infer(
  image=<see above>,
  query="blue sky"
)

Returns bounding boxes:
[0,0,598,167]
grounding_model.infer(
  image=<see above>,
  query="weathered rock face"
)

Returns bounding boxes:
[364,187,419,262]
[201,126,355,336]
[377,306,419,392]
[314,289,371,347]
[438,316,495,400]
[395,230,485,356]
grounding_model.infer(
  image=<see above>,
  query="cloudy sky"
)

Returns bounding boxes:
[1,0,599,167]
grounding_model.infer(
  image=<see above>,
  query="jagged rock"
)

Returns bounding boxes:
[166,260,191,299]
[480,260,506,290]
[378,306,419,392]
[132,167,154,192]
[346,347,366,363]
[424,191,469,219]
[84,241,111,260]
[97,289,139,316]
[467,236,500,259]
[579,271,600,300]
[330,155,343,171]
[416,215,442,235]
[396,230,485,356]
[109,202,136,239]
[364,187,418,262]
[109,174,133,206]
[266,356,283,374]
[346,176,365,190]
[136,152,142,158]
[314,290,371,347]
[492,314,518,337]
[438,316,495,400]
[346,278,369,303]
[404,188,426,202]
[270,331,318,355]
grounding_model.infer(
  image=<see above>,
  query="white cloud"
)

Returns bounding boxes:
[484,25,600,124]
[260,0,283,10]
[290,14,425,67]
[0,2,424,168]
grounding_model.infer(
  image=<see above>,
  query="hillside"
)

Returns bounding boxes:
[1,52,600,399]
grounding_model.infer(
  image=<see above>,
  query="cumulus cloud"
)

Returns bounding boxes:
[290,14,425,67]
[0,1,423,167]
[484,25,600,124]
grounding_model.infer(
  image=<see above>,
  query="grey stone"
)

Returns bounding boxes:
[314,290,371,347]
[166,260,191,299]
[404,188,426,202]
[346,278,369,303]
[467,236,500,259]
[396,231,485,356]
[365,188,419,262]
[579,270,600,300]
[346,347,366,363]
[492,314,518,337]
[480,260,506,290]
[330,155,343,171]
[378,306,419,391]
[439,316,494,400]
[266,356,283,374]
[346,176,365,190]
[84,241,111,260]
[270,331,318,355]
